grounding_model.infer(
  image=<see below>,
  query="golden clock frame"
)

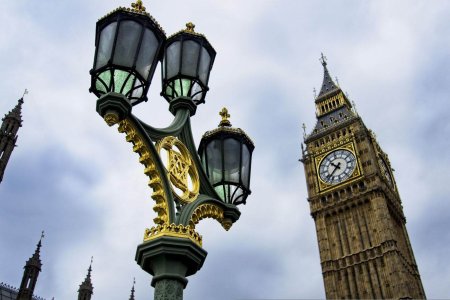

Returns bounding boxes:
[314,142,363,193]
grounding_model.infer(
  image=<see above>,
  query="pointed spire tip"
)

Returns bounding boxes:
[317,53,340,99]
[88,256,93,274]
[320,52,327,66]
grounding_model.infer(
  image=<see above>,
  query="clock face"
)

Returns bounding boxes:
[378,156,394,188]
[319,149,357,184]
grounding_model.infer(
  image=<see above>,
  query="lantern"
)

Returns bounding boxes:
[161,22,216,105]
[90,1,166,105]
[198,108,254,205]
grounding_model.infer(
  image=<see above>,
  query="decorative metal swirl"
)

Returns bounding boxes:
[188,203,232,231]
[156,136,200,204]
[117,119,169,225]
[144,223,202,247]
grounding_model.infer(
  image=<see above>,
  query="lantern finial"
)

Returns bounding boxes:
[131,0,146,12]
[219,107,231,127]
[185,22,196,33]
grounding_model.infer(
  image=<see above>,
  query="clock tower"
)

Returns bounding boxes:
[301,55,426,299]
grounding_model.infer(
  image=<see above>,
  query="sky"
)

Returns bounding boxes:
[0,0,449,299]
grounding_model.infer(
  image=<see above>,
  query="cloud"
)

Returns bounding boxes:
[1,0,450,299]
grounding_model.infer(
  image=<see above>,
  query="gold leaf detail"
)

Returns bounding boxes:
[188,204,232,231]
[185,22,195,32]
[131,0,146,12]
[156,136,200,204]
[118,119,169,225]
[104,112,119,126]
[144,223,202,247]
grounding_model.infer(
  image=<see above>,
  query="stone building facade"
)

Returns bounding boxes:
[301,56,426,299]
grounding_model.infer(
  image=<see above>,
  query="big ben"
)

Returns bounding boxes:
[301,55,426,299]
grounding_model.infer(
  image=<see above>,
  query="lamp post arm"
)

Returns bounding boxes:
[119,114,177,225]
[178,118,221,199]
[136,108,191,141]
[178,194,241,231]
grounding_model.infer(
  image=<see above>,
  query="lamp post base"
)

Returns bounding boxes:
[135,236,207,300]
[154,279,184,300]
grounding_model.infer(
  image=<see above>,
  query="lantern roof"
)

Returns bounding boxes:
[168,22,215,51]
[168,22,204,38]
[201,108,254,149]
[98,1,166,36]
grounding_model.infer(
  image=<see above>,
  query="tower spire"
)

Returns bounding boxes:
[0,94,26,183]
[31,231,44,263]
[129,278,136,300]
[17,232,44,300]
[317,53,339,99]
[78,257,94,300]
[305,55,356,140]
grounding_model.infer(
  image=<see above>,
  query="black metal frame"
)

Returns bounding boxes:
[90,9,166,106]
[96,94,242,226]
[161,31,216,105]
[198,130,254,205]
[91,6,253,299]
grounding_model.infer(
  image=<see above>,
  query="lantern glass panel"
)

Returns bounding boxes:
[181,40,200,77]
[113,20,141,67]
[206,140,222,185]
[136,28,159,79]
[231,186,244,203]
[223,138,240,182]
[191,81,202,101]
[201,150,207,172]
[241,143,251,187]
[131,80,144,99]
[166,42,181,79]
[198,48,211,84]
[113,70,136,94]
[214,184,245,204]
[214,186,225,201]
[176,79,191,98]
[96,70,111,93]
[96,22,117,69]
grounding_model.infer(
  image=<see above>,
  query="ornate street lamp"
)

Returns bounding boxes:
[89,2,254,299]
[90,0,166,106]
[161,22,216,105]
[198,108,254,205]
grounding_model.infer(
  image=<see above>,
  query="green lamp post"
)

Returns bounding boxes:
[89,2,254,299]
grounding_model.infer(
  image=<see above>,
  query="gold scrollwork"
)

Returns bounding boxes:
[144,224,202,247]
[130,0,146,12]
[156,136,200,204]
[189,203,232,231]
[104,112,119,126]
[117,119,169,225]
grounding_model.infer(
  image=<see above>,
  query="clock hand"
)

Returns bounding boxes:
[330,162,341,169]
[327,162,341,179]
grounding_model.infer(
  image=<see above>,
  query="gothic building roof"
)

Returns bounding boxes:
[0,283,46,300]
[316,55,340,101]
[2,98,24,124]
[305,55,357,142]
[129,279,135,300]
[26,238,43,270]
[78,261,94,293]
[310,106,356,136]
[0,234,46,300]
